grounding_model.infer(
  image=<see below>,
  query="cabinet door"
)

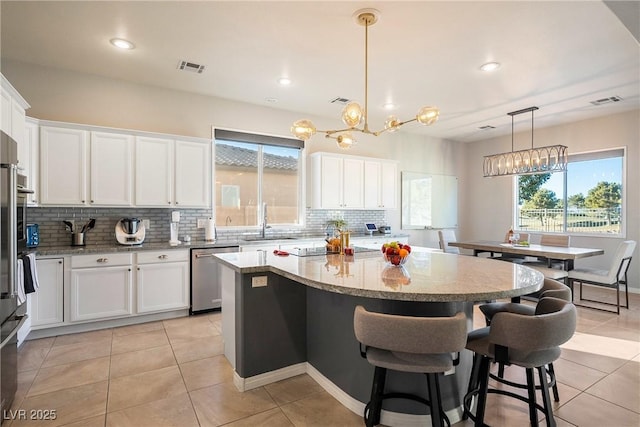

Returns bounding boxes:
[10,98,26,145]
[0,88,11,135]
[364,160,381,209]
[319,155,343,208]
[135,136,173,207]
[136,262,189,313]
[70,266,133,322]
[21,120,39,205]
[40,126,88,205]
[380,161,397,209]
[90,132,133,206]
[175,140,211,208]
[342,158,364,208]
[30,258,64,327]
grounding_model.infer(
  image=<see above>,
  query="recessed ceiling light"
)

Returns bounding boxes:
[480,62,500,72]
[277,77,292,86]
[110,38,135,50]
[383,103,395,110]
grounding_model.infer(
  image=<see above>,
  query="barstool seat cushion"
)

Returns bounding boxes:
[466,325,562,369]
[366,347,454,373]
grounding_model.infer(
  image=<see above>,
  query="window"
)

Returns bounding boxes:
[515,148,625,235]
[213,129,303,227]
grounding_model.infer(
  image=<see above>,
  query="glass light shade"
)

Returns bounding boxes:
[416,106,440,125]
[483,145,568,177]
[291,119,316,141]
[384,115,400,132]
[336,133,355,149]
[341,102,363,128]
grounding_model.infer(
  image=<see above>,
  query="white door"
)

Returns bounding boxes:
[364,160,381,209]
[380,161,397,209]
[137,262,189,313]
[40,126,88,205]
[342,158,364,208]
[30,258,64,327]
[175,140,211,207]
[21,120,39,205]
[70,266,133,321]
[90,132,133,206]
[135,136,173,206]
[319,155,343,208]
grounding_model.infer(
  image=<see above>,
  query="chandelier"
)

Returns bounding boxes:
[291,9,440,149]
[483,106,568,177]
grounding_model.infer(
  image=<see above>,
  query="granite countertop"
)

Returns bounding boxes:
[32,233,410,256]
[213,248,544,303]
[33,240,242,256]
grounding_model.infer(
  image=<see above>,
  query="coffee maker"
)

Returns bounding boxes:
[115,217,146,245]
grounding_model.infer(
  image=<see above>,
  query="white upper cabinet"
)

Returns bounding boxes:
[22,119,39,205]
[0,74,30,144]
[310,153,364,209]
[40,126,88,205]
[310,152,396,210]
[90,132,133,206]
[135,136,173,207]
[364,160,397,209]
[175,139,211,208]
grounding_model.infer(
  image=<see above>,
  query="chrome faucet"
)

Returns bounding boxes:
[261,202,271,238]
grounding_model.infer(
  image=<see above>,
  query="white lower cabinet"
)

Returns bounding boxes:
[136,250,189,314]
[70,253,133,322]
[30,258,64,327]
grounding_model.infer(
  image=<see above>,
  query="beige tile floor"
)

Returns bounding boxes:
[7,287,640,427]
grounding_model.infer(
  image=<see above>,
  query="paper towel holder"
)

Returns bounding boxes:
[205,218,217,242]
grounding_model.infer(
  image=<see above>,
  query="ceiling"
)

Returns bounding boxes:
[1,1,638,143]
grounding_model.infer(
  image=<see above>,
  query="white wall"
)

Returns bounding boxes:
[460,109,640,291]
[2,60,463,247]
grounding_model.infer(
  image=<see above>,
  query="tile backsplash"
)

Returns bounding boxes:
[27,207,387,247]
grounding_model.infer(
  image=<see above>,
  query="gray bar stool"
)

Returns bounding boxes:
[464,297,577,427]
[478,278,572,402]
[353,306,467,427]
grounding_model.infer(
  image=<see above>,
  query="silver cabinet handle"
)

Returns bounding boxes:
[97,258,108,263]
[158,255,168,260]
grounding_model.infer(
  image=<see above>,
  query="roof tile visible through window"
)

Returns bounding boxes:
[215,143,298,170]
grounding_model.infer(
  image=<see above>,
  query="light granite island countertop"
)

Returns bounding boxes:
[213,247,544,302]
[213,247,544,426]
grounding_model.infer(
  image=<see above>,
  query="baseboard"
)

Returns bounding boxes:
[233,362,307,392]
[305,363,463,427]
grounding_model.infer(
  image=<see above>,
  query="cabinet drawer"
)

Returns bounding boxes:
[137,250,189,264]
[71,253,132,268]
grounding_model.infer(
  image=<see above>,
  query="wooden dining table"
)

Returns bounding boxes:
[448,240,604,270]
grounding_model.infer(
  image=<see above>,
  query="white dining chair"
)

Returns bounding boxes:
[568,240,636,314]
[438,229,460,254]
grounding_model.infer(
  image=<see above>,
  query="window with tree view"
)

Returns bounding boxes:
[214,129,303,228]
[516,149,624,235]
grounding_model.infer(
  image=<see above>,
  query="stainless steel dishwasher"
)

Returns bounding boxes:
[190,246,239,314]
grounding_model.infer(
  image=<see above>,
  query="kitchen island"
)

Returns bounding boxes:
[214,248,543,426]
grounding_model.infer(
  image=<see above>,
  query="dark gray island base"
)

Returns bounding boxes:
[217,250,543,425]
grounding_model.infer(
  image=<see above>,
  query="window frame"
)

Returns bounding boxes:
[212,127,305,229]
[513,146,627,238]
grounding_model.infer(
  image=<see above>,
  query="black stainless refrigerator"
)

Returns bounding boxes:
[1,131,27,421]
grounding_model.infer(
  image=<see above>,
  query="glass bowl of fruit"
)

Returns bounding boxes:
[381,241,412,266]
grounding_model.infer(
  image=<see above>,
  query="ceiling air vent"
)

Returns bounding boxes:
[479,125,495,130]
[177,60,205,74]
[590,96,622,106]
[330,97,351,105]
